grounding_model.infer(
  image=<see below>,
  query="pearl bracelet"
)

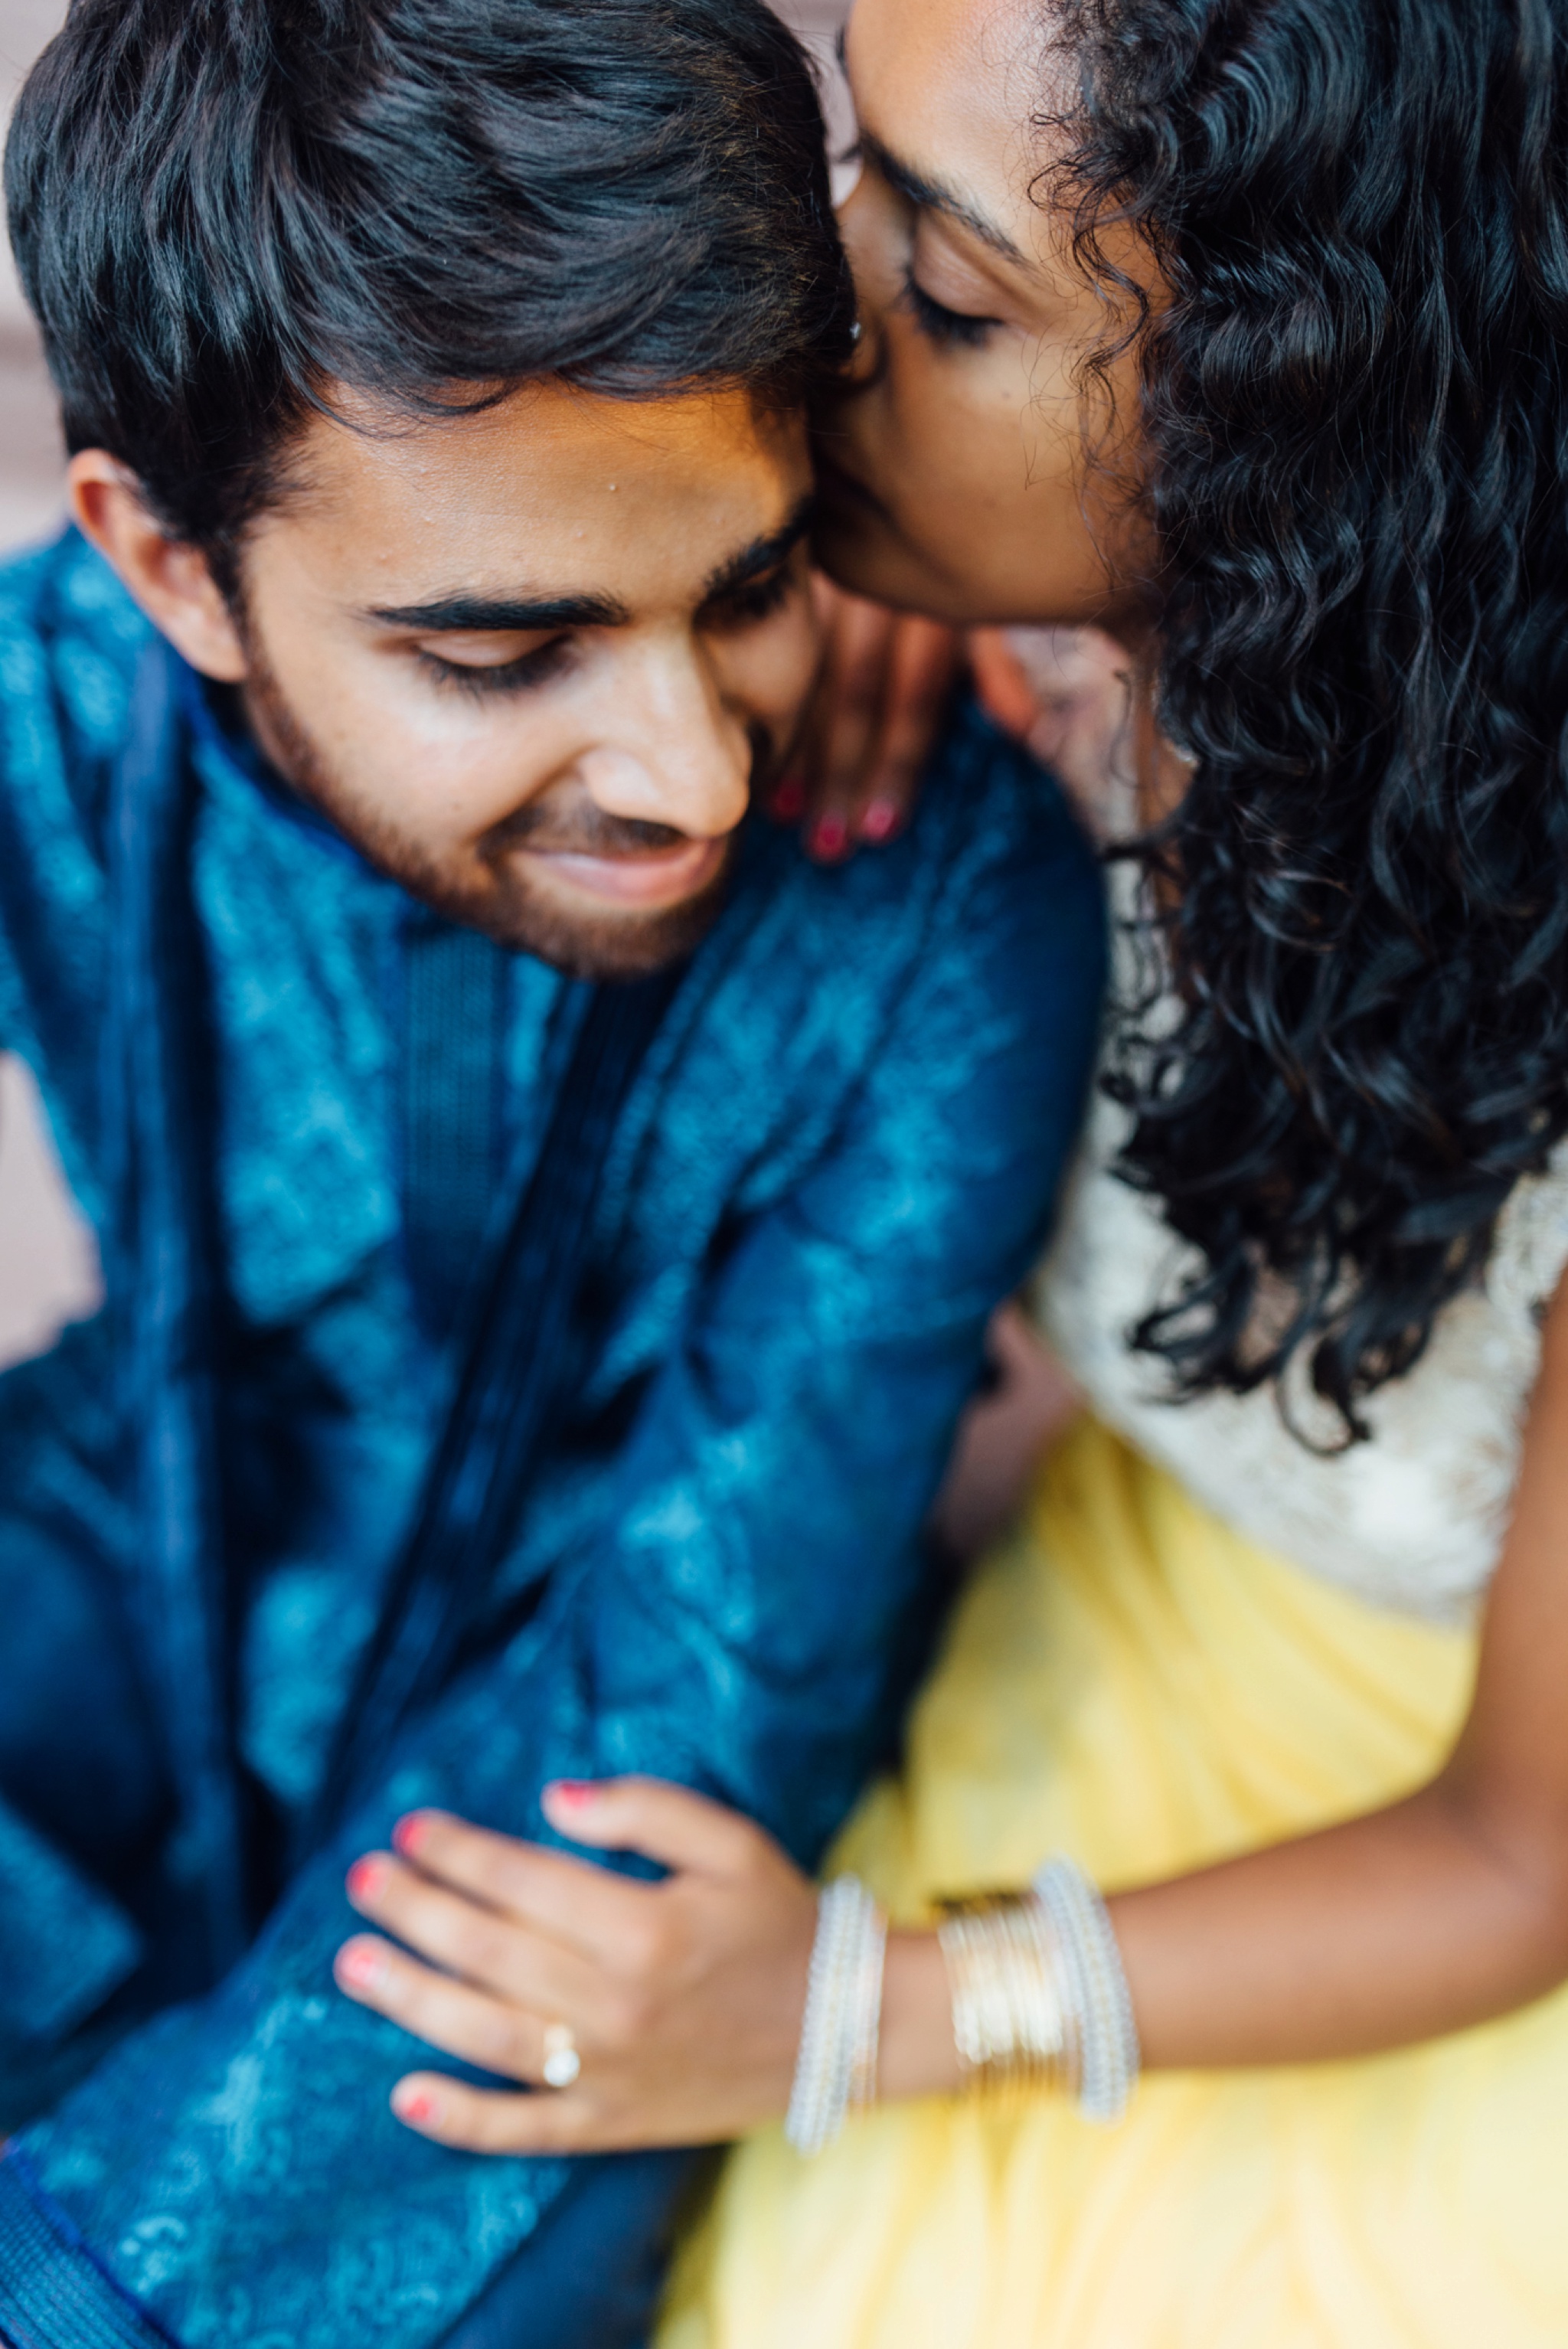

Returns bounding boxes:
[937,1856,1140,2125]
[785,1874,888,2158]
[1034,1856,1141,2125]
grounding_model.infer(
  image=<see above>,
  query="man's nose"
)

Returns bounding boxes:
[576,639,753,841]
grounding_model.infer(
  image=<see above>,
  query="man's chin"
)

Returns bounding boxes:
[445,852,736,982]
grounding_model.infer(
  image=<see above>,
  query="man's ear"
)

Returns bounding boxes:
[67,451,249,683]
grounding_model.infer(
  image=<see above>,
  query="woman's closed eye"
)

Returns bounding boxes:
[902,265,1001,352]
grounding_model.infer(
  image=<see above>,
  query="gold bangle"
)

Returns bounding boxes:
[937,1895,1067,2090]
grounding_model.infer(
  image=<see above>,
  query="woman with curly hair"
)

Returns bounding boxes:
[331,0,1568,2336]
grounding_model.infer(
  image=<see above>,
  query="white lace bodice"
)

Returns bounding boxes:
[1034,1070,1568,1627]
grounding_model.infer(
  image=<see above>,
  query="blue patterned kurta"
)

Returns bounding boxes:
[0,532,1106,2347]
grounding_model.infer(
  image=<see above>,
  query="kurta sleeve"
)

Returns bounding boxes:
[2,742,1106,2349]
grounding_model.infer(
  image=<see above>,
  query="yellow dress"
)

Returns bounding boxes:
[657,1416,1568,2349]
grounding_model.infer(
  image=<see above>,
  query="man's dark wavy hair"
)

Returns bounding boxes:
[1056,0,1568,1440]
[5,0,852,571]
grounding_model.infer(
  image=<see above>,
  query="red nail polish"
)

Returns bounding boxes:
[550,1779,596,1808]
[812,815,848,860]
[338,1939,382,1987]
[859,798,900,844]
[346,1857,384,1903]
[395,2086,436,2125]
[393,1813,427,1859]
[771,776,806,821]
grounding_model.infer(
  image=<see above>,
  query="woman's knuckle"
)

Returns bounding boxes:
[492,1848,538,1911]
[462,1919,508,1980]
[384,1965,424,2021]
[605,1981,655,2043]
[472,2106,518,2155]
[619,1913,665,1975]
[488,2014,532,2079]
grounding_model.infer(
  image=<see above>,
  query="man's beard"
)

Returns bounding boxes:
[240,652,752,983]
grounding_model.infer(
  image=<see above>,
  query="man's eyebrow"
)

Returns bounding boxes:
[858,129,1028,268]
[364,591,630,632]
[701,495,816,605]
[364,502,815,634]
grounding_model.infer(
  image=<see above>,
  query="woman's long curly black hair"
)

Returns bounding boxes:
[1055,0,1568,1439]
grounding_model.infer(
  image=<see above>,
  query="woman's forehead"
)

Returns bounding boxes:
[845,0,1063,255]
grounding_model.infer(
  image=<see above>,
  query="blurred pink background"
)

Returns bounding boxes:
[0,0,851,1363]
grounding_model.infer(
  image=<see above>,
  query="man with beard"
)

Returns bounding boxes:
[0,2,1104,2342]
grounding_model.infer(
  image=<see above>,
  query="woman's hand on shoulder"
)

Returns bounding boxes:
[776,577,961,860]
[777,583,1142,861]
[334,1779,819,2153]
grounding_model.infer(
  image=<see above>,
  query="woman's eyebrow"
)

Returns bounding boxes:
[858,129,1027,268]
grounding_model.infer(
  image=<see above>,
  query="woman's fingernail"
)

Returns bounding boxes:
[858,798,900,844]
[811,814,848,860]
[771,776,806,821]
[394,2083,437,2126]
[548,1779,597,1810]
[336,1937,385,1989]
[346,1857,386,1904]
[393,1813,429,1859]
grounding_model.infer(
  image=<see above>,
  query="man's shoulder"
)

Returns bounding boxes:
[637,695,1107,1279]
[910,692,1100,887]
[692,695,1105,1127]
[895,695,1108,1024]
[0,534,149,1071]
[747,692,1105,978]
[0,528,151,765]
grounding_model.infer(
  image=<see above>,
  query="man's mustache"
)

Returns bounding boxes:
[482,723,776,864]
[486,801,693,860]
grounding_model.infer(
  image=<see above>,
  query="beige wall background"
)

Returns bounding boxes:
[0,0,851,1362]
[0,0,69,551]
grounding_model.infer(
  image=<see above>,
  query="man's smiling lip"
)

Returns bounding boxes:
[517,835,728,910]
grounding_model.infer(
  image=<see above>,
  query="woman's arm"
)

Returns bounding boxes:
[1100,1262,1568,2070]
[334,1269,1568,2148]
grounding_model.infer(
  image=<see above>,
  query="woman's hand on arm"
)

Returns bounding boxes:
[335,1779,823,2151]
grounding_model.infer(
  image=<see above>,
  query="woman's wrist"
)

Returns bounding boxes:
[876,1929,964,2100]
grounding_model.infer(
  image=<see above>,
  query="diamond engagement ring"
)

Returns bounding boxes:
[541,2023,582,2089]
